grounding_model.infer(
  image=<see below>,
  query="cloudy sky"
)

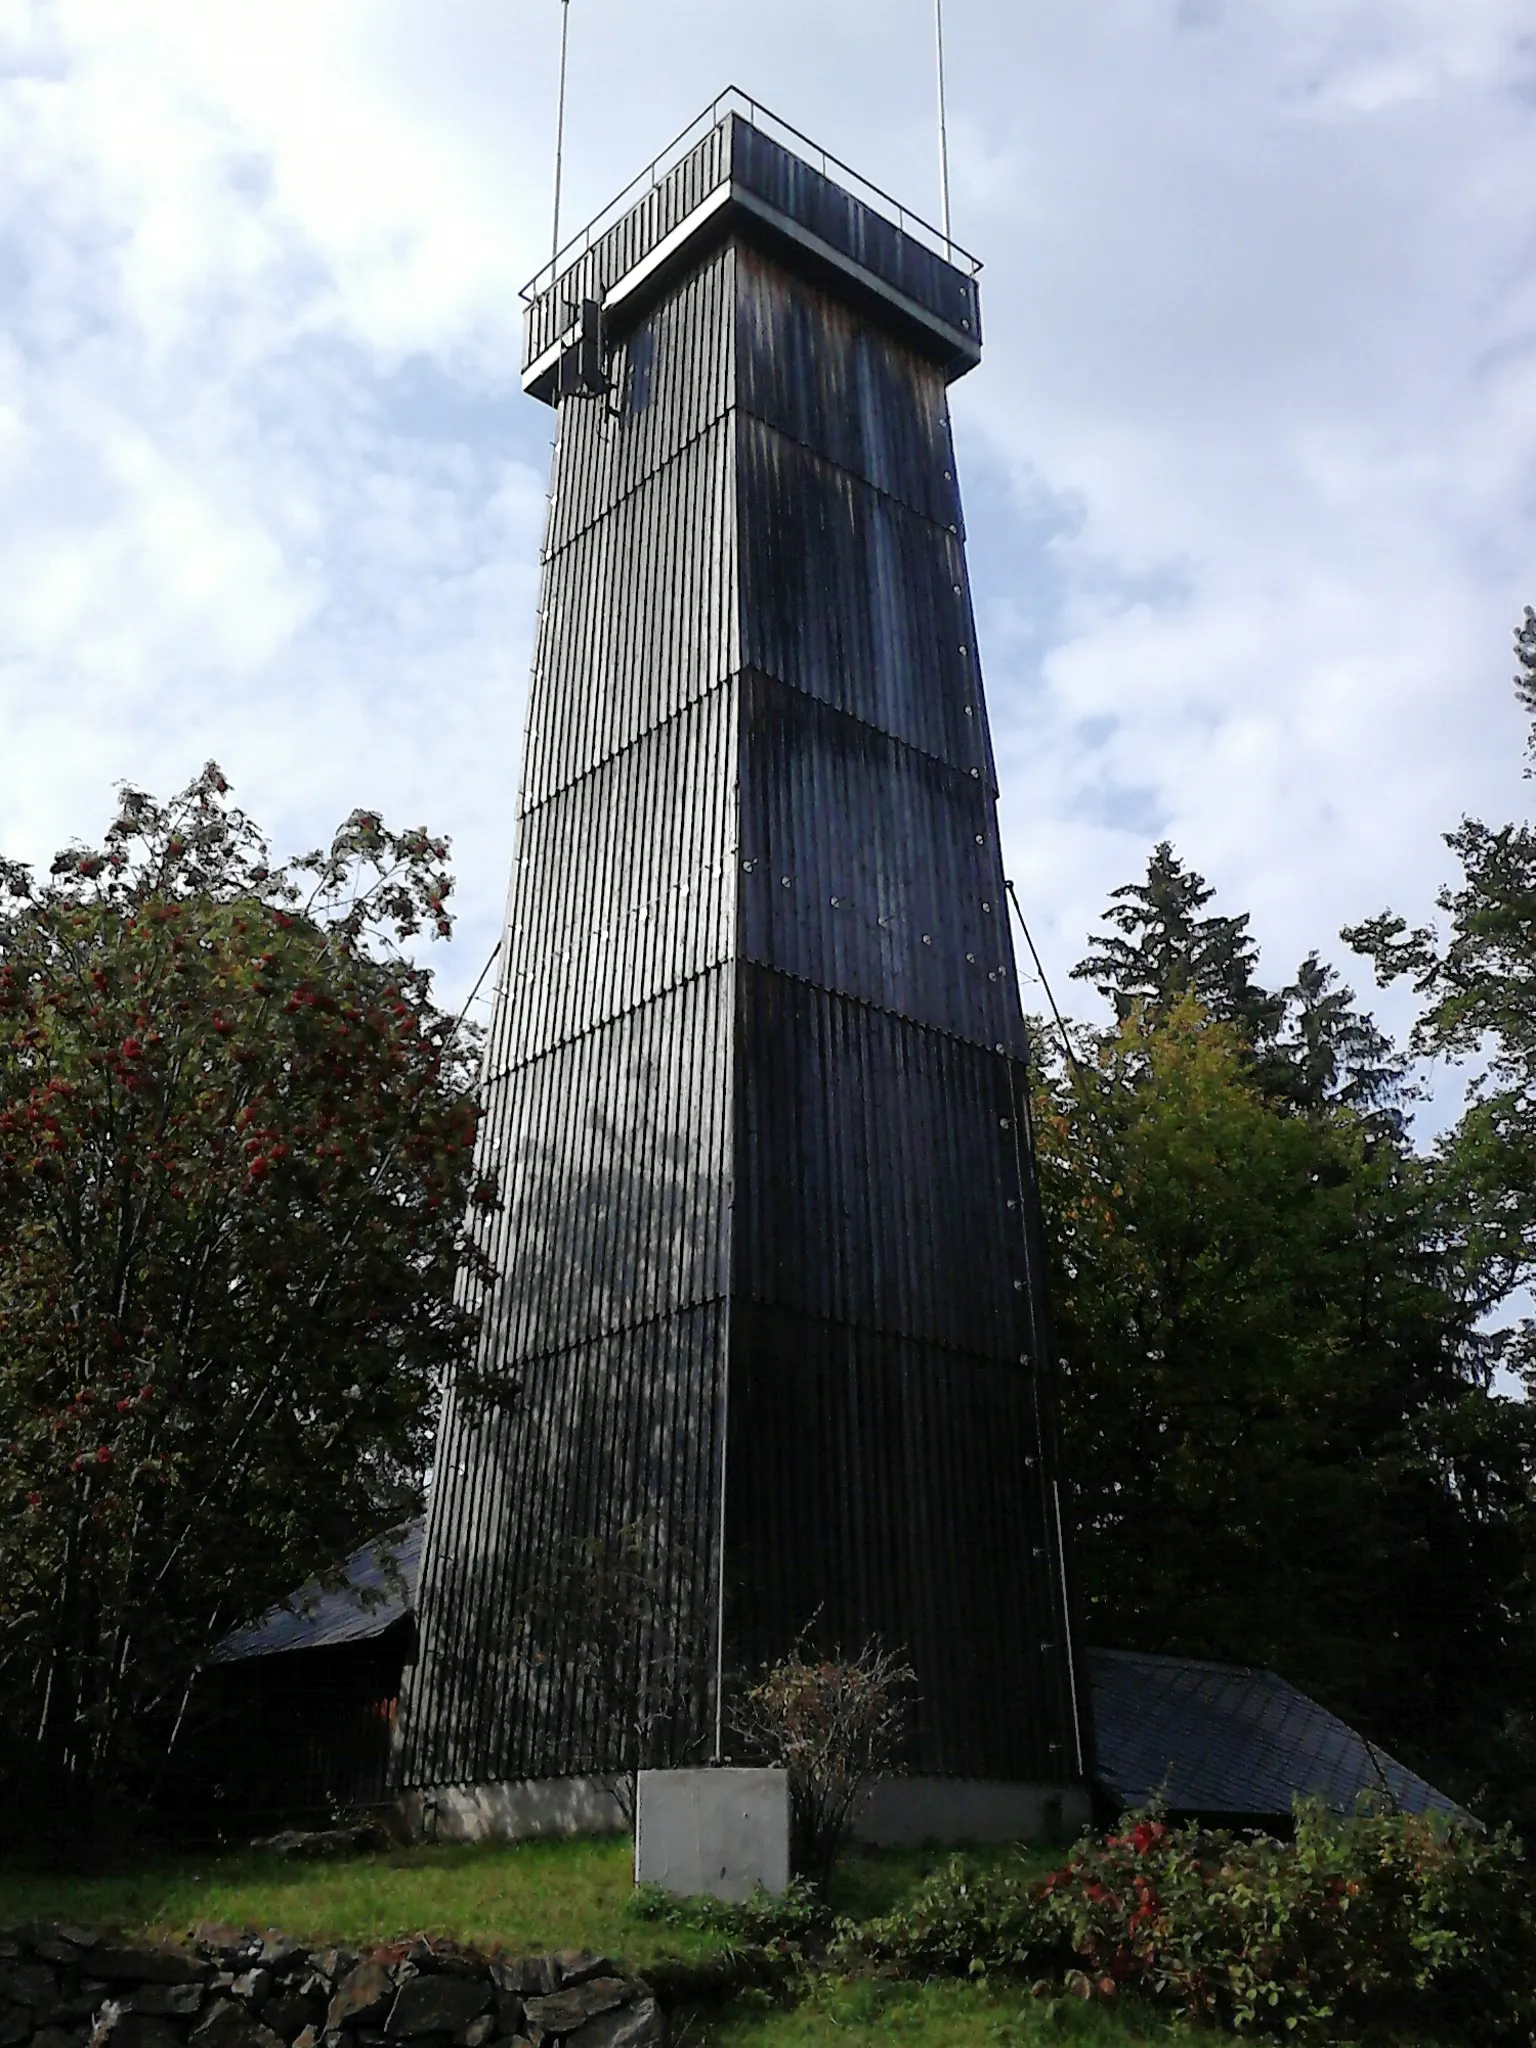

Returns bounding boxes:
[2,0,1534,1075]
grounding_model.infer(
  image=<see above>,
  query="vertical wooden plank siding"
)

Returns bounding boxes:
[397,112,1089,1793]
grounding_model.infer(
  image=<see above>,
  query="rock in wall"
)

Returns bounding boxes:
[0,1928,664,2048]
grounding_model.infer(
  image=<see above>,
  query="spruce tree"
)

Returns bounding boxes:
[1071,841,1278,1041]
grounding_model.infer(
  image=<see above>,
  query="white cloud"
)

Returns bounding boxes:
[949,0,1536,1036]
[0,0,1531,1064]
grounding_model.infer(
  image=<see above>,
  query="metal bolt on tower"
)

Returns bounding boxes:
[396,90,1092,1833]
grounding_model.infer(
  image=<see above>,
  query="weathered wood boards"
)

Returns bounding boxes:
[397,105,1091,1798]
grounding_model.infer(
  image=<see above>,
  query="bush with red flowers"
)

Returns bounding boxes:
[851,1801,1536,2037]
[0,766,492,1806]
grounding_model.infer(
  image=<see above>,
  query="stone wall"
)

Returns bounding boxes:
[0,1928,663,2048]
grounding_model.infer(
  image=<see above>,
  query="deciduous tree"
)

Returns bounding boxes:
[0,766,487,1802]
[1038,854,1534,1793]
[1346,606,1536,1327]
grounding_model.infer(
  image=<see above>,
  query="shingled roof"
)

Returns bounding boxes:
[211,1521,1464,1824]
[211,1520,423,1662]
[1089,1645,1463,1822]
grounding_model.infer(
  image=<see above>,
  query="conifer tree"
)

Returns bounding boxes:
[1347,604,1536,1322]
[1040,835,1536,1801]
[1075,843,1405,1117]
[1071,840,1279,1041]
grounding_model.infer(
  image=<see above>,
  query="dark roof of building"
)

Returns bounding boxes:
[211,1523,1463,1824]
[1088,1645,1463,1821]
[211,1521,422,1663]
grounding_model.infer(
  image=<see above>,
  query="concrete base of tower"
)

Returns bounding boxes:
[396,1774,627,1844]
[850,1776,1091,1847]
[395,1773,1090,1848]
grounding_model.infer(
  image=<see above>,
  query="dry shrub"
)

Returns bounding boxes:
[736,1634,915,1879]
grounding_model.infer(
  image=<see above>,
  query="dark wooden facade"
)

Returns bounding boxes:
[396,104,1091,1792]
[184,1634,405,1823]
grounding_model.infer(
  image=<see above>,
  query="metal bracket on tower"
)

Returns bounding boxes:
[556,297,608,401]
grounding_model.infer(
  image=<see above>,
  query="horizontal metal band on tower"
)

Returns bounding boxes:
[397,95,1091,1800]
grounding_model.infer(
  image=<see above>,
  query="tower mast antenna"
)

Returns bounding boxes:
[934,0,952,250]
[551,0,572,269]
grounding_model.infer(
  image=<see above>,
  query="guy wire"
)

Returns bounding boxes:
[934,0,953,248]
[1005,877,1083,1082]
[551,0,572,268]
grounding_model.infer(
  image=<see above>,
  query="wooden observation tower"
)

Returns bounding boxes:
[397,92,1091,1834]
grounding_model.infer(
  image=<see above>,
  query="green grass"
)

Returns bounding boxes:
[0,1835,1044,1962]
[0,1835,1125,2046]
[822,1841,1060,1920]
[0,1834,1187,2046]
[0,1834,1440,2046]
[689,1976,1203,2047]
[0,1835,721,1971]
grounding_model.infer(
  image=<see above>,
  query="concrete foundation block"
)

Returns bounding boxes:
[634,1767,790,1901]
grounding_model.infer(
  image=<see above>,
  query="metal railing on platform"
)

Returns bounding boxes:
[519,85,983,305]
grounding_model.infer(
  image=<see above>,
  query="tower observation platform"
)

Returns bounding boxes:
[397,90,1092,1840]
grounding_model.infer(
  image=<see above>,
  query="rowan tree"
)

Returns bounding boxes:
[0,766,488,1801]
